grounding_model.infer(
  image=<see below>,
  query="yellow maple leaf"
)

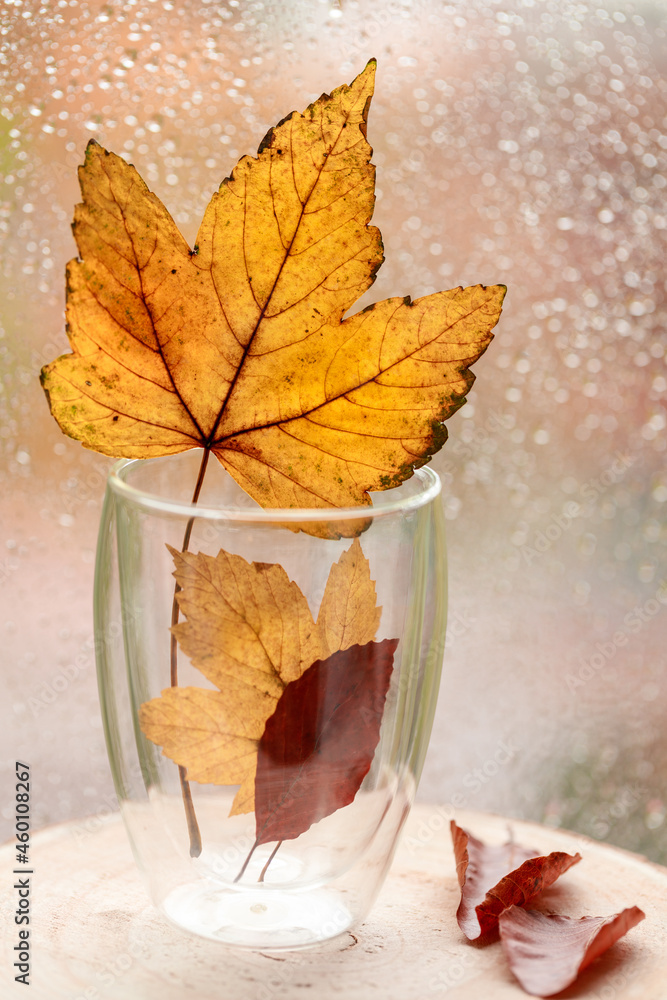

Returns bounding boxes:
[140,686,268,816]
[139,538,382,815]
[40,60,505,527]
[168,544,323,697]
[316,537,381,653]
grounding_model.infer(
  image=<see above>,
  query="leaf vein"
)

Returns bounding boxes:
[99,155,205,442]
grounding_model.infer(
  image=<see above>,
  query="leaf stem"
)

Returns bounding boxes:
[258,841,283,883]
[233,838,259,884]
[170,447,212,858]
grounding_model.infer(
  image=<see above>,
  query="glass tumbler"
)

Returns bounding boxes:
[94,451,447,949]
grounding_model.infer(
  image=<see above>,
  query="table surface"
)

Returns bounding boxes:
[2,805,667,1000]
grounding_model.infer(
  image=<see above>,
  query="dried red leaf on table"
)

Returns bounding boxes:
[254,638,398,846]
[499,905,645,997]
[451,821,582,940]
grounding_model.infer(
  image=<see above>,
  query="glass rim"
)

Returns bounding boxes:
[107,455,441,523]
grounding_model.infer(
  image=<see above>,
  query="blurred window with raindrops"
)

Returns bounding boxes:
[2,1,666,860]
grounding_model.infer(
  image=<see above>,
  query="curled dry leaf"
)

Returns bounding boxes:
[451,821,582,940]
[255,638,399,845]
[499,905,645,997]
[139,538,385,816]
[40,60,505,534]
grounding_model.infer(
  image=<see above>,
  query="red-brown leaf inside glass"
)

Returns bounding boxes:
[451,821,582,940]
[254,638,398,846]
[499,905,645,997]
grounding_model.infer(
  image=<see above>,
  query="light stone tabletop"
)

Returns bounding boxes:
[2,805,666,1000]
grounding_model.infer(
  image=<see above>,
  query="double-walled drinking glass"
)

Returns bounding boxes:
[94,451,447,949]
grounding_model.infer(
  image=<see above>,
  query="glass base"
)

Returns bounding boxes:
[161,880,353,948]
